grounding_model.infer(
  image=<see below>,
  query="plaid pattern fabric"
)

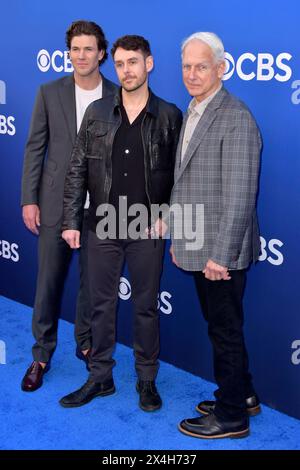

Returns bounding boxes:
[170,87,262,271]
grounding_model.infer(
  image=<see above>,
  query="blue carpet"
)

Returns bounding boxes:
[0,295,300,450]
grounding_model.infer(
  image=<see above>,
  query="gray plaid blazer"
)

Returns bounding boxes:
[170,86,262,271]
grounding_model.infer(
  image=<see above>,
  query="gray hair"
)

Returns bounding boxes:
[181,32,225,63]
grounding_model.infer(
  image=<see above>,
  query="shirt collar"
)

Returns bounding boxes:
[188,84,222,116]
[114,87,158,117]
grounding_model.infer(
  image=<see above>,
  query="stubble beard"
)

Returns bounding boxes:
[121,74,147,93]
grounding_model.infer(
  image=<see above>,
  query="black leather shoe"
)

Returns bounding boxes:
[59,378,115,408]
[136,380,162,412]
[75,346,91,371]
[179,413,249,439]
[21,361,51,392]
[196,394,261,417]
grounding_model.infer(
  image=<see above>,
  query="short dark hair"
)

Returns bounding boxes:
[66,20,108,65]
[111,35,151,59]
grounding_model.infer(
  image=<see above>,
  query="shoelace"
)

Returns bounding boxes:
[139,381,157,393]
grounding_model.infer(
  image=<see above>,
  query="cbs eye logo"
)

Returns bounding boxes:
[223,53,235,80]
[118,277,131,300]
[37,50,51,72]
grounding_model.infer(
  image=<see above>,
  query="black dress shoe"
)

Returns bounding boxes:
[179,413,249,439]
[59,378,115,408]
[75,347,91,371]
[196,394,261,417]
[136,380,162,412]
[21,361,51,392]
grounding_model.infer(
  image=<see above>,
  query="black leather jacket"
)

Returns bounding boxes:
[63,89,182,231]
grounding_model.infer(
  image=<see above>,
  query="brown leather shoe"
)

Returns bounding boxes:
[21,361,51,392]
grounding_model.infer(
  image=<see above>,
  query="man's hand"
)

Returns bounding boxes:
[154,218,168,238]
[203,259,231,281]
[62,230,81,249]
[22,204,40,235]
[170,244,179,267]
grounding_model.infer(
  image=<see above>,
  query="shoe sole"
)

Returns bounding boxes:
[178,423,249,439]
[139,402,162,412]
[195,404,261,417]
[59,387,116,408]
[21,384,43,392]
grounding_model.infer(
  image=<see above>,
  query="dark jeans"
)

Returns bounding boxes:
[194,270,256,420]
[32,213,90,363]
[87,231,165,383]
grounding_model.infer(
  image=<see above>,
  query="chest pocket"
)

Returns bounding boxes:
[87,121,109,157]
[150,128,173,170]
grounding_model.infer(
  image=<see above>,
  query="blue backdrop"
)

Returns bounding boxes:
[0,0,299,419]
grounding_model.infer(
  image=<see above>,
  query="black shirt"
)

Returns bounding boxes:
[109,102,150,238]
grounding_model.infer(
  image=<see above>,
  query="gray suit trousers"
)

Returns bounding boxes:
[32,213,90,362]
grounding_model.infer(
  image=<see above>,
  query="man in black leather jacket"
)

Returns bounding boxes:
[60,35,182,412]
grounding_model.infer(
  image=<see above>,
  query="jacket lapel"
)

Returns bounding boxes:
[174,112,188,181]
[102,74,118,98]
[58,75,77,145]
[174,87,228,184]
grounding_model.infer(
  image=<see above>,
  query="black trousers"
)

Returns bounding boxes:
[193,270,256,420]
[87,231,165,383]
[32,213,90,363]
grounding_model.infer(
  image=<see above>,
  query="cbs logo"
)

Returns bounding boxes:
[0,80,16,136]
[0,240,19,262]
[37,49,73,73]
[259,237,283,266]
[0,115,16,136]
[118,277,173,314]
[223,52,292,82]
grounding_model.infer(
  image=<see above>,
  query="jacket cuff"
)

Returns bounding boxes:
[61,221,81,232]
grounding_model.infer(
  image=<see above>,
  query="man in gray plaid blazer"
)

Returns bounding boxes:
[170,32,262,439]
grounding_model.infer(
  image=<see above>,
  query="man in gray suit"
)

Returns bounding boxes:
[21,20,117,392]
[170,32,262,439]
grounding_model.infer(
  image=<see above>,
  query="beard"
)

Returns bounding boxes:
[121,73,147,93]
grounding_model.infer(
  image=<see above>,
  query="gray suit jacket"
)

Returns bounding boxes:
[21,74,117,227]
[170,86,262,271]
